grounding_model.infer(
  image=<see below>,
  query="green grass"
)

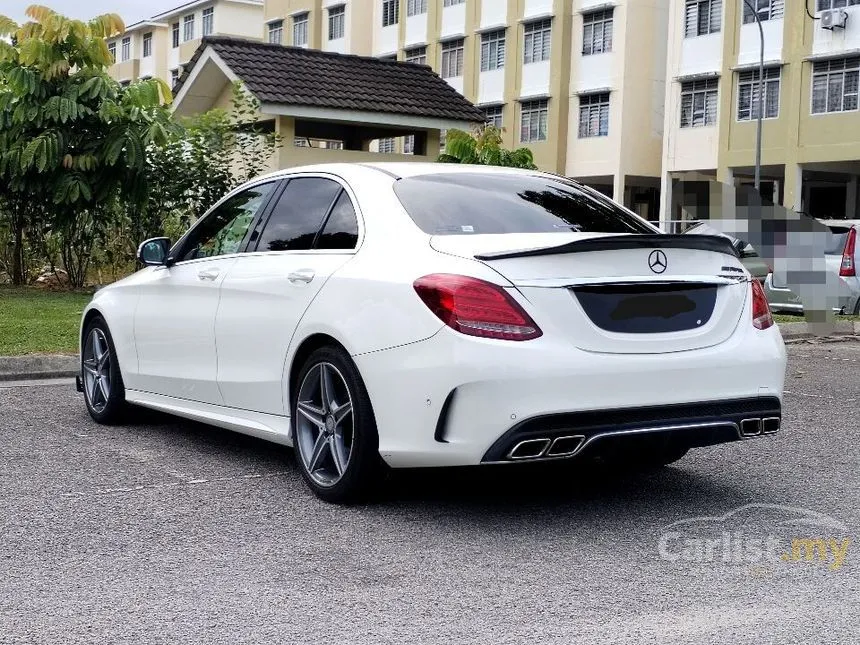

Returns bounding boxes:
[0,287,93,356]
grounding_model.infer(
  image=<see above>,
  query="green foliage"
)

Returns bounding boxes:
[0,5,174,287]
[438,125,538,170]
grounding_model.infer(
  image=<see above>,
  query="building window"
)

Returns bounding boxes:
[520,99,548,142]
[108,41,116,61]
[378,137,396,153]
[202,7,214,36]
[484,105,504,128]
[405,46,427,64]
[407,0,428,15]
[329,6,345,40]
[293,13,309,46]
[382,0,399,27]
[811,57,859,114]
[523,19,551,64]
[680,78,719,127]
[480,30,505,71]
[684,0,721,37]
[121,36,130,61]
[578,93,610,137]
[816,0,860,10]
[443,0,466,5]
[583,10,613,55]
[171,68,180,86]
[183,14,195,42]
[441,38,464,78]
[142,32,152,57]
[268,20,283,44]
[172,22,179,48]
[404,135,415,154]
[737,67,780,120]
[743,0,784,23]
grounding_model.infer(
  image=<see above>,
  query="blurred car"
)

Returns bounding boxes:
[683,222,770,284]
[765,220,859,315]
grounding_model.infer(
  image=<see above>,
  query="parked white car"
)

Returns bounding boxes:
[78,163,787,502]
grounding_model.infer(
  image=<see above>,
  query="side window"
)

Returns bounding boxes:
[317,191,359,250]
[256,178,341,252]
[181,183,275,261]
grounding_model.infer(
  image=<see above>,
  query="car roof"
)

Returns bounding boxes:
[250,162,553,184]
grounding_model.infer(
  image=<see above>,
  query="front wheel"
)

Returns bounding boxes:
[291,346,382,503]
[81,316,127,424]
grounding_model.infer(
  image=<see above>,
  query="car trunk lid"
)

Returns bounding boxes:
[431,233,749,354]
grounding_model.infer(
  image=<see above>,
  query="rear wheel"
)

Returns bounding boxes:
[291,346,381,503]
[81,317,127,424]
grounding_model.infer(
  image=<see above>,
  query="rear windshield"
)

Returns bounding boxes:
[392,173,655,236]
[825,226,850,255]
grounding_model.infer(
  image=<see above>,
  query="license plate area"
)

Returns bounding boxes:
[572,283,718,334]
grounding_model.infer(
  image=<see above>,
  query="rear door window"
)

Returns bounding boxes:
[255,178,342,252]
[393,173,655,235]
[316,191,359,250]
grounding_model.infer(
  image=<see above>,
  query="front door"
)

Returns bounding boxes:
[215,176,361,415]
[132,181,277,404]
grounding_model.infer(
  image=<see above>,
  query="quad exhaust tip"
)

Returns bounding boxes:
[506,435,586,460]
[741,417,780,437]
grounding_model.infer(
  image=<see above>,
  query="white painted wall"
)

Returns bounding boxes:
[140,50,156,77]
[576,53,613,93]
[405,13,428,47]
[523,0,553,19]
[520,60,551,97]
[441,3,467,38]
[446,76,465,95]
[480,0,508,28]
[666,126,719,172]
[375,25,399,55]
[738,19,783,66]
[168,47,179,70]
[214,2,264,38]
[478,68,505,104]
[679,33,722,77]
[812,6,860,57]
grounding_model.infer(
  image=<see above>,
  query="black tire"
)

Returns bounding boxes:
[291,345,382,504]
[81,316,127,424]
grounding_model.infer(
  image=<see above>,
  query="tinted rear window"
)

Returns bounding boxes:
[393,173,655,235]
[825,226,850,255]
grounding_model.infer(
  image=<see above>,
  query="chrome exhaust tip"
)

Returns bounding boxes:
[761,417,780,434]
[740,418,763,436]
[507,438,550,460]
[546,435,586,457]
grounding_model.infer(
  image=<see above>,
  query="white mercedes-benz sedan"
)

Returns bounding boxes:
[78,163,787,502]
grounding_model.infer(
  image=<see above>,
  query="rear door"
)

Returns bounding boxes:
[214,175,361,415]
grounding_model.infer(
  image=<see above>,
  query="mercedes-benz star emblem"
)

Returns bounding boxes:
[648,250,667,274]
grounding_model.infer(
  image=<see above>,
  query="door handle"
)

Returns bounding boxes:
[287,269,315,284]
[197,268,220,281]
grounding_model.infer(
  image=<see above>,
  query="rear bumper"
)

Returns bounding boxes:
[354,321,787,469]
[481,397,781,463]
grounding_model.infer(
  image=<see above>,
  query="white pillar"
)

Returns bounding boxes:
[613,174,626,207]
[659,172,672,231]
[846,175,858,219]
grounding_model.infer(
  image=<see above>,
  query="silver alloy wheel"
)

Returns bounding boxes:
[295,362,354,487]
[82,328,112,413]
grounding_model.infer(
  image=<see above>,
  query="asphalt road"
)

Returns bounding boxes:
[1,342,858,644]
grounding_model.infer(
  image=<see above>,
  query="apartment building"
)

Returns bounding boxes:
[260,0,671,217]
[106,0,264,87]
[660,0,860,226]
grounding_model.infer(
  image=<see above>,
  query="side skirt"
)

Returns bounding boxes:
[124,389,293,447]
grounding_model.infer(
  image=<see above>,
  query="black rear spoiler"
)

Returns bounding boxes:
[474,234,738,261]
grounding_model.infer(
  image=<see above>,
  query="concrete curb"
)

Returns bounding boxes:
[0,354,79,382]
[0,321,858,381]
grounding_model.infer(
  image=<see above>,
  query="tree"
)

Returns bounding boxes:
[0,5,174,286]
[438,125,537,169]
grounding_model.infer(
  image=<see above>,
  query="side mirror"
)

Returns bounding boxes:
[137,237,171,266]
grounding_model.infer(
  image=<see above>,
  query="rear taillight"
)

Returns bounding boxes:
[839,227,856,277]
[413,274,542,341]
[751,279,773,330]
